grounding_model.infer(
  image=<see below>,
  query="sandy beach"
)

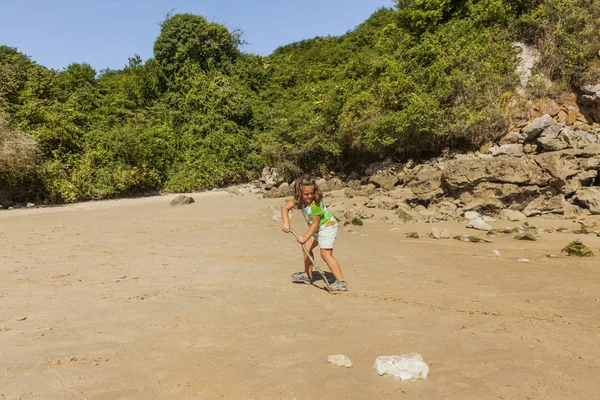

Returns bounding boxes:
[1,191,599,399]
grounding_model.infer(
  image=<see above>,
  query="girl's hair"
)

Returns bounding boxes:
[294,173,323,208]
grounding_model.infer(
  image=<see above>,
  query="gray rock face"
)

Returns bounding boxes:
[170,195,195,206]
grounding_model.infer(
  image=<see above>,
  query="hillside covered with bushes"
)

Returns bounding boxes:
[1,0,599,205]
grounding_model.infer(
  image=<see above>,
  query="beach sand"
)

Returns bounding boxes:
[1,191,599,399]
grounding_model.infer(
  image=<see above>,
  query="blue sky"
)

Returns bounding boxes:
[0,0,395,72]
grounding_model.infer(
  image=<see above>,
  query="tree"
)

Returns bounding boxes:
[153,13,241,79]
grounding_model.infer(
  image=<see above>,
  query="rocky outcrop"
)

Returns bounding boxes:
[257,99,600,224]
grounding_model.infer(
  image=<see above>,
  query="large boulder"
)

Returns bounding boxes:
[459,182,541,212]
[406,166,444,202]
[170,195,195,206]
[365,193,398,210]
[521,114,554,141]
[574,187,600,214]
[534,151,581,188]
[442,155,549,196]
[562,127,598,149]
[523,194,566,217]
[487,144,524,157]
[369,173,399,191]
[260,167,285,189]
[536,124,569,151]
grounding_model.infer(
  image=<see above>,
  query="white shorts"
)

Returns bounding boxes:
[311,224,338,249]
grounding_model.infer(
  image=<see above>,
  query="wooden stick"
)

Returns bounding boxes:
[288,229,333,293]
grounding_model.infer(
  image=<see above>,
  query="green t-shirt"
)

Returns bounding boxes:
[295,199,337,228]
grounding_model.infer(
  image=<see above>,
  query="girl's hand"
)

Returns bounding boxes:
[296,236,306,244]
[282,222,290,233]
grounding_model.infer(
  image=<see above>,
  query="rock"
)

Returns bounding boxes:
[523,194,565,217]
[523,143,538,154]
[328,354,353,368]
[365,193,398,210]
[426,228,451,239]
[395,208,414,222]
[170,195,195,206]
[487,144,524,157]
[562,240,594,257]
[534,151,580,188]
[260,166,285,189]
[374,353,429,381]
[562,127,598,149]
[442,156,549,196]
[406,232,419,238]
[544,99,561,116]
[327,177,345,191]
[344,184,376,198]
[521,114,554,141]
[406,166,443,201]
[500,132,523,144]
[429,200,458,221]
[582,84,600,95]
[460,182,540,213]
[389,187,415,201]
[536,124,569,151]
[467,217,493,231]
[26,203,35,208]
[514,233,537,241]
[365,159,400,175]
[347,171,360,181]
[278,182,293,197]
[574,187,600,214]
[464,211,481,219]
[467,218,493,231]
[499,209,527,221]
[557,110,569,124]
[351,216,363,226]
[517,258,531,263]
[369,173,399,191]
[453,235,491,243]
[263,188,284,199]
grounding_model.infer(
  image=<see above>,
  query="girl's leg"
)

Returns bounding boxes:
[320,248,344,282]
[302,238,319,279]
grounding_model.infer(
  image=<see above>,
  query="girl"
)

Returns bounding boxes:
[281,174,348,292]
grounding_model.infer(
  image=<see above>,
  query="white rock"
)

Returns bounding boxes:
[374,353,429,381]
[464,211,480,220]
[517,258,531,263]
[272,214,282,222]
[482,216,497,222]
[328,354,353,368]
[466,217,493,231]
[493,250,501,256]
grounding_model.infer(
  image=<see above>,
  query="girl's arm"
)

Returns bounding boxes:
[298,216,320,244]
[281,199,295,232]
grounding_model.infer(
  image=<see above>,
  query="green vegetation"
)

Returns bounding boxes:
[1,1,599,205]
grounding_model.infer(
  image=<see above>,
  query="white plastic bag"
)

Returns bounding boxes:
[328,354,353,368]
[374,353,429,381]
